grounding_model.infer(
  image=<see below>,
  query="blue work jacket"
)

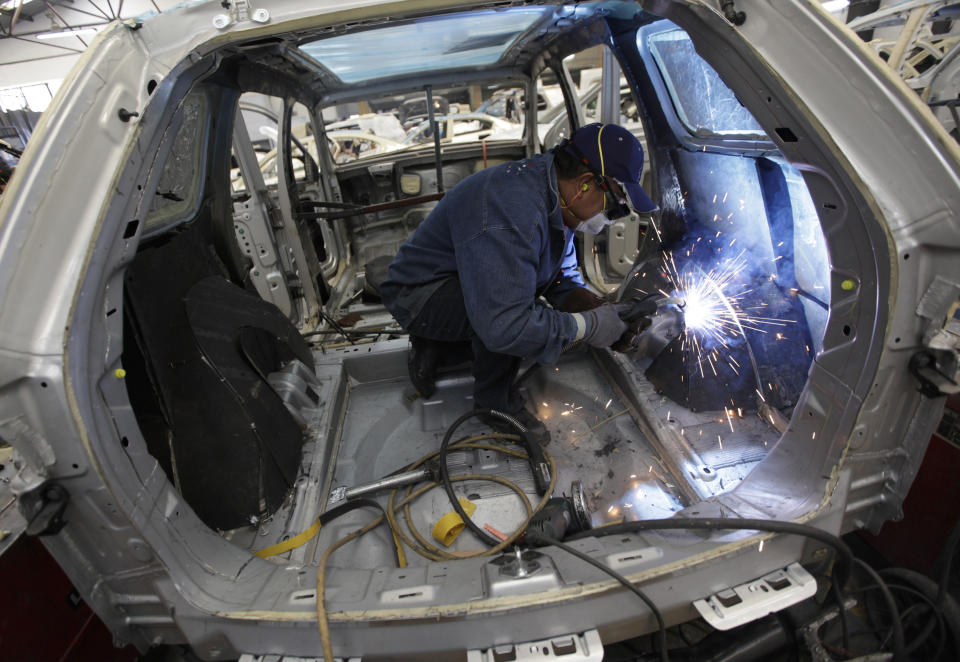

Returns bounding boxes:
[381,152,584,365]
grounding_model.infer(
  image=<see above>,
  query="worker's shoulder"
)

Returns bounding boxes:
[441,154,552,233]
[478,154,553,214]
[486,153,552,189]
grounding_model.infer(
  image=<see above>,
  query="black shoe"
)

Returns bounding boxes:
[408,336,441,398]
[476,407,551,445]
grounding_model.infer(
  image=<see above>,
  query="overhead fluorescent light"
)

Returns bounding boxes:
[35,27,100,40]
[0,0,38,11]
[821,0,850,13]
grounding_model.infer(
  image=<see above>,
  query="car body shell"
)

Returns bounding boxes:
[0,1,958,659]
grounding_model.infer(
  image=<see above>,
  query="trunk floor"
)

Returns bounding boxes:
[323,347,688,565]
[225,345,776,564]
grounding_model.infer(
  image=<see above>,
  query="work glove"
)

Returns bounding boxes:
[580,303,629,348]
[611,295,660,352]
[560,287,606,313]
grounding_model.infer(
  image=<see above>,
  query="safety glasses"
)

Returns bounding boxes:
[599,177,632,220]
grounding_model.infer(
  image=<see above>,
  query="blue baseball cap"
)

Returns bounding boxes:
[564,122,658,214]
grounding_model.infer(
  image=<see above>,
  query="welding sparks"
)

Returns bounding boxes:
[650,217,663,242]
[661,248,793,388]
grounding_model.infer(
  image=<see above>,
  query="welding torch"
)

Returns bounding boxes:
[611,293,685,354]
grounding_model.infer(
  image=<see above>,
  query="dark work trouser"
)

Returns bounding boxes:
[405,277,523,413]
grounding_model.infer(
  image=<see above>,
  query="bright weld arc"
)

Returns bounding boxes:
[661,246,794,402]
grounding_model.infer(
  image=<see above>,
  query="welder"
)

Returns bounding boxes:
[380,123,658,442]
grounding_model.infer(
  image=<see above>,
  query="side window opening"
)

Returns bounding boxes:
[144,90,209,233]
[646,27,766,138]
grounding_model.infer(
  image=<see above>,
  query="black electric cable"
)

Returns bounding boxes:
[897,604,940,656]
[438,408,531,547]
[526,533,668,662]
[566,517,854,651]
[936,514,960,609]
[302,329,409,337]
[880,568,960,661]
[853,558,906,661]
[317,310,357,346]
[855,581,946,657]
[315,497,400,566]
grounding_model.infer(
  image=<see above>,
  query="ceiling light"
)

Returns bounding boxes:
[0,0,37,11]
[35,27,100,40]
[821,0,850,13]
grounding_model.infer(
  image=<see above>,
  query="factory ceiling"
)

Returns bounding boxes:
[0,0,169,67]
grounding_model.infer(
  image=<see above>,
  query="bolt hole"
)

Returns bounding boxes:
[147,79,157,95]
[123,219,140,239]
[774,127,798,142]
[903,253,910,260]
[842,325,851,336]
[121,436,129,448]
[40,381,48,388]
[72,463,79,469]
[894,337,901,343]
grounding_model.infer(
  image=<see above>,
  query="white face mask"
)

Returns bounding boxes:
[574,212,612,235]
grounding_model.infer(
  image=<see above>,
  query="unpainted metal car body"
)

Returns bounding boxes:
[0,0,959,660]
[402,113,522,145]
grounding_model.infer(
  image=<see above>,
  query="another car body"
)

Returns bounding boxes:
[402,113,522,145]
[0,1,958,660]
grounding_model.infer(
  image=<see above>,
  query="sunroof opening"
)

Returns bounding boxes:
[299,8,548,83]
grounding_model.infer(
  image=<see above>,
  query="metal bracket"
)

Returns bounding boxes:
[491,548,543,579]
[693,562,817,630]
[909,349,959,397]
[21,483,69,537]
[913,277,960,396]
[467,629,603,662]
[720,0,746,25]
[212,1,269,29]
[266,359,323,427]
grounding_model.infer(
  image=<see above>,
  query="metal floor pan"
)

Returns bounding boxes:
[250,340,778,569]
